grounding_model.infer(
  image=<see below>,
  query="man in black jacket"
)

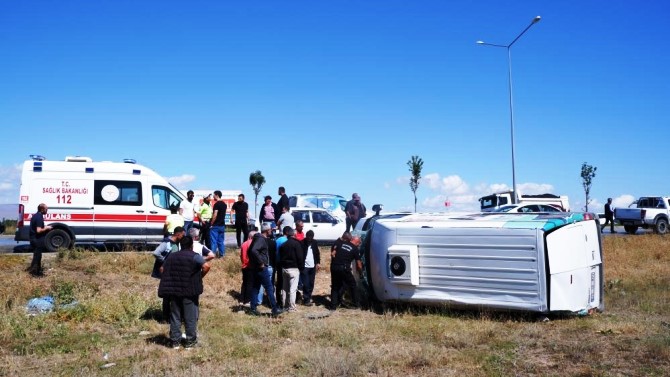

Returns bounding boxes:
[300,230,320,306]
[330,235,362,311]
[601,198,615,233]
[279,227,304,311]
[158,236,211,349]
[248,223,283,317]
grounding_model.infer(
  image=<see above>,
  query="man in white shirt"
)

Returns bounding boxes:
[180,190,197,234]
[277,206,295,232]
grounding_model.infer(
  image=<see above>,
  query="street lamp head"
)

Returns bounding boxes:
[533,16,541,23]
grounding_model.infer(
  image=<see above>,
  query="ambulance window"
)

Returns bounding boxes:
[152,186,182,210]
[94,180,142,206]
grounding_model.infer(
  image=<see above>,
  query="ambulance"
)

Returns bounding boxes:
[14,155,185,251]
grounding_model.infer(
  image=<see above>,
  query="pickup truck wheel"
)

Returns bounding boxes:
[45,229,72,252]
[654,218,669,235]
[624,225,638,235]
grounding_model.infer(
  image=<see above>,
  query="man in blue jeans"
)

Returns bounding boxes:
[248,223,283,317]
[210,190,228,258]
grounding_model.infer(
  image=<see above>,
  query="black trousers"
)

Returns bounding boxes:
[29,239,45,275]
[241,268,255,304]
[330,266,358,309]
[200,221,211,249]
[602,216,614,232]
[235,220,249,247]
[274,267,283,307]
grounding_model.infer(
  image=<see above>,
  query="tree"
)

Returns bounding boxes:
[249,170,266,217]
[580,162,597,212]
[407,155,424,213]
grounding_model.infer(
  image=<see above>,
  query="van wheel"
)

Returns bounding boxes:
[654,218,668,235]
[624,225,638,235]
[45,229,72,252]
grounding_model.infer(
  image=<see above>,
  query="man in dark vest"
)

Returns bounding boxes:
[158,235,211,349]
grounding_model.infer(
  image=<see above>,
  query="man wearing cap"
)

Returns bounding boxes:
[345,193,367,233]
[248,223,283,317]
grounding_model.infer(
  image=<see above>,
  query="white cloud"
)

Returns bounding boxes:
[517,183,554,195]
[440,175,470,195]
[0,182,13,192]
[613,195,636,208]
[166,174,196,188]
[395,171,559,213]
[422,173,441,190]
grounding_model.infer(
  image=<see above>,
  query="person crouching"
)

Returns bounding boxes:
[158,235,211,349]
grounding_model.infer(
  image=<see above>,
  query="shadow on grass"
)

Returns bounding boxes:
[145,334,172,348]
[363,299,583,323]
[141,307,166,323]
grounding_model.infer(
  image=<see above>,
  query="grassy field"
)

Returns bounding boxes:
[0,235,668,376]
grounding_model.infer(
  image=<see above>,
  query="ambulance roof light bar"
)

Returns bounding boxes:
[29,154,46,161]
[123,159,137,164]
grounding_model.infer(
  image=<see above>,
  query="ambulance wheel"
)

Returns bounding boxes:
[45,229,72,252]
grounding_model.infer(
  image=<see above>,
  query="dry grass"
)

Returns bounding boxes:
[1,235,669,376]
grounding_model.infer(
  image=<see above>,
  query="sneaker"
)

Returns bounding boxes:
[184,340,197,349]
[271,309,283,318]
[303,301,314,307]
[248,309,261,316]
[181,333,186,340]
[169,340,181,349]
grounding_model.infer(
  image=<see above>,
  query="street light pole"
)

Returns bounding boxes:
[477,15,541,204]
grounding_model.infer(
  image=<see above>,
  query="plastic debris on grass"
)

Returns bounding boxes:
[25,295,78,315]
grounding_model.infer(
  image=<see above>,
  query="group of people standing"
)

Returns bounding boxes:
[240,220,317,317]
[165,189,252,259]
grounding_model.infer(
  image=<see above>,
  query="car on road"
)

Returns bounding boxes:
[290,207,346,244]
[491,204,564,213]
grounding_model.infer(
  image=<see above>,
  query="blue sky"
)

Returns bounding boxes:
[1,1,668,219]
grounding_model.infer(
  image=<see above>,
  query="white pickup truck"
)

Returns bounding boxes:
[614,196,670,234]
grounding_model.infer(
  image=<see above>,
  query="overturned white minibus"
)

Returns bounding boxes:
[357,212,603,314]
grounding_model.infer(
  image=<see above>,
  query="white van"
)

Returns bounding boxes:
[14,155,185,251]
[359,211,603,314]
[288,193,347,221]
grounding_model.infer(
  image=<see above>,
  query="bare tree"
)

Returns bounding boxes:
[407,155,424,213]
[581,162,597,212]
[249,170,266,217]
